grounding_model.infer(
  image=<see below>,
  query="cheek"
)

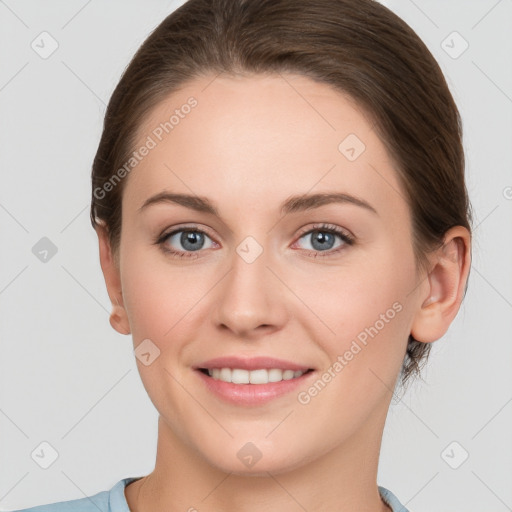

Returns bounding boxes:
[290,252,414,421]
[295,251,413,339]
[120,250,214,342]
[288,246,417,397]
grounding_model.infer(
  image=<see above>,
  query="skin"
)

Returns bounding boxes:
[96,73,471,512]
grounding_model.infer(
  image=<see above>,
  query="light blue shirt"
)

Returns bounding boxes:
[11,477,410,511]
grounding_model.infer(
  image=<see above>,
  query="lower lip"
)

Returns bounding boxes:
[195,369,315,406]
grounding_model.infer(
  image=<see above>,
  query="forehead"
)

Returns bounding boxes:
[124,72,406,222]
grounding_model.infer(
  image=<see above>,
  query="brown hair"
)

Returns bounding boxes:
[90,0,472,388]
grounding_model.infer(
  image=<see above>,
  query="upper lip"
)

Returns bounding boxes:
[195,356,313,372]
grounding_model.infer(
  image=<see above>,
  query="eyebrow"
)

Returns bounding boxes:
[138,191,378,216]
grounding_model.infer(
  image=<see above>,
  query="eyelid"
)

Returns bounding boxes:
[158,222,216,240]
[295,222,354,241]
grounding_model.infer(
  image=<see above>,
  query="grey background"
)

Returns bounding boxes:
[0,1,511,511]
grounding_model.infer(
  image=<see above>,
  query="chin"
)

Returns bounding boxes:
[201,441,312,477]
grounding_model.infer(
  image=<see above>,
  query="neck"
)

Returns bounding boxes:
[126,406,391,512]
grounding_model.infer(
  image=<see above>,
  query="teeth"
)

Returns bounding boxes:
[206,368,307,384]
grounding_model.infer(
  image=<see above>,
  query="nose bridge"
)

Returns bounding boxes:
[213,234,283,335]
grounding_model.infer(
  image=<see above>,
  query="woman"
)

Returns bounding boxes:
[14,0,472,510]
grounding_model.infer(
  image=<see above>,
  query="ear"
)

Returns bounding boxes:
[96,224,131,335]
[410,226,471,343]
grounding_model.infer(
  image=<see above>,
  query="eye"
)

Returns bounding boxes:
[293,223,354,257]
[155,222,354,260]
[156,225,216,259]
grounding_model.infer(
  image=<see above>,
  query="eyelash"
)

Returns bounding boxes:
[155,223,355,260]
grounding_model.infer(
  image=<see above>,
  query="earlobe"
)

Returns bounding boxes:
[410,226,471,343]
[110,297,131,335]
[96,224,131,336]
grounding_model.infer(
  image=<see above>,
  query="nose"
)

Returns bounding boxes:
[212,242,286,339]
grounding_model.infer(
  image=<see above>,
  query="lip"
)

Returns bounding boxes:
[194,356,313,372]
[195,368,316,406]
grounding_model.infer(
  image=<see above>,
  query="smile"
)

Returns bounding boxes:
[196,367,316,406]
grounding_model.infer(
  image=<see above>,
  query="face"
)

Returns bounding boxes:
[105,73,429,475]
